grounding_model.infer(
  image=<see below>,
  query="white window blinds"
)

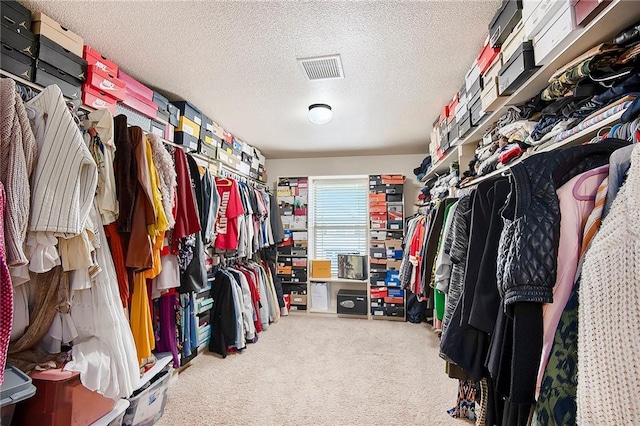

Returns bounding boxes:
[311,178,368,275]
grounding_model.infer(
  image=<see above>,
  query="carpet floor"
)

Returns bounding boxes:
[157,314,469,426]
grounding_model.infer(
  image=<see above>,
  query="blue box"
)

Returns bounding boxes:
[387,288,404,298]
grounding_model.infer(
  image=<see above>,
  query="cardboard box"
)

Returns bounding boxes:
[290,294,308,305]
[32,12,83,57]
[311,259,331,278]
[384,297,404,304]
[386,259,402,270]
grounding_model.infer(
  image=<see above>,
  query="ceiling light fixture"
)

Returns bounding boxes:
[308,104,333,125]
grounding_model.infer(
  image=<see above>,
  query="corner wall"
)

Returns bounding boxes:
[266,153,425,215]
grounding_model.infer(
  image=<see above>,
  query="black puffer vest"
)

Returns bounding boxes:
[497,138,630,306]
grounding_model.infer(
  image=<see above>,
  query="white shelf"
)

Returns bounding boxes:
[309,277,368,283]
[308,308,335,314]
[423,0,640,182]
[460,108,628,188]
[135,352,173,393]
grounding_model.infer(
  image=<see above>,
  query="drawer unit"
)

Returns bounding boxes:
[572,0,611,26]
[32,12,83,57]
[33,59,81,99]
[497,41,539,95]
[532,2,577,66]
[489,0,523,47]
[1,23,36,58]
[81,85,117,114]
[524,0,568,39]
[337,289,367,316]
[85,65,125,100]
[501,18,526,64]
[82,45,118,74]
[1,43,33,81]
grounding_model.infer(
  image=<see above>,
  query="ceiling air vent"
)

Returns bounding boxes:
[298,54,344,81]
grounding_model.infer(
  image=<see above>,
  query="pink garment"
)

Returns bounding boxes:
[536,165,609,396]
[0,183,14,385]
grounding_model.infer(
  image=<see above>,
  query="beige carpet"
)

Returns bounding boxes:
[157,314,469,426]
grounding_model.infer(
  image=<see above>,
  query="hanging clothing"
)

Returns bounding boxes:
[208,269,237,358]
[83,109,118,225]
[147,133,177,229]
[171,148,201,253]
[113,115,137,233]
[578,143,640,424]
[64,206,140,398]
[536,165,608,396]
[214,178,245,251]
[0,183,13,385]
[0,78,37,269]
[27,84,97,235]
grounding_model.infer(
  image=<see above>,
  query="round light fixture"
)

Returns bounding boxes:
[308,104,333,125]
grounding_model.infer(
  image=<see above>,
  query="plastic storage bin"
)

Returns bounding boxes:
[123,370,171,426]
[92,399,130,426]
[13,369,115,426]
[0,364,37,426]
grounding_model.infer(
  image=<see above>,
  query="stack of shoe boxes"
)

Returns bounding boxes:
[82,46,124,115]
[277,177,309,310]
[368,175,406,320]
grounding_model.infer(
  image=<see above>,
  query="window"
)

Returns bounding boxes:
[310,177,368,276]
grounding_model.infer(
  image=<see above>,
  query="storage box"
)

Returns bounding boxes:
[82,45,118,74]
[386,306,405,317]
[1,0,31,31]
[1,43,33,81]
[171,101,202,126]
[387,220,403,230]
[481,76,508,112]
[33,60,81,99]
[370,287,388,299]
[153,91,169,113]
[501,19,526,64]
[1,23,36,58]
[311,259,331,278]
[488,0,523,47]
[174,131,199,151]
[1,364,37,426]
[477,39,501,74]
[532,2,576,66]
[150,119,165,138]
[14,369,115,426]
[122,90,158,119]
[572,0,611,26]
[386,193,403,203]
[337,289,367,315]
[386,259,402,270]
[117,70,153,101]
[37,35,86,82]
[524,0,568,40]
[92,399,130,426]
[82,85,117,114]
[32,12,83,57]
[371,307,387,316]
[465,62,481,91]
[177,115,201,138]
[85,65,125,100]
[458,111,474,138]
[498,41,539,95]
[123,370,171,426]
[115,103,152,133]
[384,296,404,305]
[198,139,218,159]
[167,103,179,127]
[338,254,367,280]
[290,294,308,305]
[387,287,405,298]
[470,96,486,125]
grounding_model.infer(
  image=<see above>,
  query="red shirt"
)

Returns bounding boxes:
[214,178,245,250]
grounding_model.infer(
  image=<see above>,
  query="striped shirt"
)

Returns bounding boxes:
[27,85,97,235]
[580,176,608,258]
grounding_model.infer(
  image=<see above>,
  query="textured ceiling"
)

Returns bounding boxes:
[21,0,501,159]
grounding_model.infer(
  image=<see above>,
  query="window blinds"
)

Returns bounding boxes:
[311,178,368,275]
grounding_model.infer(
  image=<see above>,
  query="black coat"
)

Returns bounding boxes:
[208,270,237,358]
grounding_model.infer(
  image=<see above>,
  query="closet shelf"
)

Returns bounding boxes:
[309,277,368,283]
[136,352,172,393]
[459,108,628,188]
[421,0,640,183]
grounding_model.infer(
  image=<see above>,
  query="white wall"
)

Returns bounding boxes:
[266,153,425,215]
